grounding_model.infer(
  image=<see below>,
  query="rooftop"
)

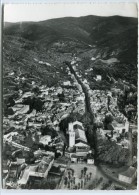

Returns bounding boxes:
[75,129,87,143]
[119,166,136,178]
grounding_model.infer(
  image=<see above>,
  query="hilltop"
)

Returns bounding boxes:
[3,15,138,96]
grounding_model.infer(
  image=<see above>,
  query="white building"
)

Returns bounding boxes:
[63,81,71,86]
[87,151,94,164]
[39,135,51,146]
[71,154,77,163]
[118,166,137,184]
[91,57,96,61]
[17,105,30,114]
[16,158,25,165]
[68,121,90,151]
[95,75,102,81]
[76,96,85,101]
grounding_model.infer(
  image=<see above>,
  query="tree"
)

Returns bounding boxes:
[105,113,113,124]
[23,96,44,112]
[86,174,89,182]
[78,182,81,189]
[81,169,84,178]
[8,97,15,107]
[75,185,78,190]
[81,180,84,188]
[89,172,92,179]
[68,171,71,177]
[83,167,88,175]
[71,169,74,177]
[73,177,75,185]
[32,86,41,95]
[64,177,68,186]
[68,174,71,180]
[57,92,65,102]
[67,181,70,189]
[7,108,14,115]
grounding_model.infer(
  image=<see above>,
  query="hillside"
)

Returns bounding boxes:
[3,15,138,94]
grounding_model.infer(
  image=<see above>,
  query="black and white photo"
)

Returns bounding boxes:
[2,3,138,190]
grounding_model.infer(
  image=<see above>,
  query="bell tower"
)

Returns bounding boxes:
[68,122,75,147]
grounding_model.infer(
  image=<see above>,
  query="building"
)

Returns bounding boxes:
[87,152,94,164]
[91,57,96,61]
[71,154,78,163]
[118,166,137,184]
[17,105,30,114]
[16,158,25,165]
[39,135,51,146]
[12,104,30,115]
[67,121,90,163]
[12,104,24,112]
[68,121,89,150]
[76,96,85,101]
[18,155,54,186]
[63,81,71,86]
[22,92,33,98]
[95,75,102,81]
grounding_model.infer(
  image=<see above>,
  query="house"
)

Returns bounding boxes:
[34,149,55,158]
[76,96,85,101]
[87,152,94,164]
[91,57,96,61]
[16,158,25,165]
[71,60,76,65]
[9,72,15,76]
[95,75,102,81]
[22,92,33,98]
[17,105,30,114]
[4,132,18,142]
[118,166,137,184]
[83,79,88,84]
[71,154,78,163]
[39,135,51,146]
[63,81,71,86]
[12,104,24,112]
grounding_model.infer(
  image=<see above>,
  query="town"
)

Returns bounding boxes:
[3,53,137,190]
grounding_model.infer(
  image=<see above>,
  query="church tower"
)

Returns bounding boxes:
[68,122,75,147]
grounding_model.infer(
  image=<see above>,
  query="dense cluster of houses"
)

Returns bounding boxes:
[3,55,137,189]
[2,63,89,188]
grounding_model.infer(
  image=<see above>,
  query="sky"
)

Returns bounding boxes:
[4,3,138,22]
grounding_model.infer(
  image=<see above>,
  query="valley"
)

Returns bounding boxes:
[2,15,137,190]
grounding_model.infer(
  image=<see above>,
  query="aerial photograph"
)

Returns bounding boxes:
[2,3,138,190]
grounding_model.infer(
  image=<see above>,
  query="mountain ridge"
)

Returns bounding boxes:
[3,15,138,87]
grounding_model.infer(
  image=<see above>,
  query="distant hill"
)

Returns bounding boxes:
[3,15,138,87]
[4,15,137,63]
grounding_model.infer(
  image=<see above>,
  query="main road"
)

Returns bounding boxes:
[64,60,132,190]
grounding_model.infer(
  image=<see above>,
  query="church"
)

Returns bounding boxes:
[67,121,90,162]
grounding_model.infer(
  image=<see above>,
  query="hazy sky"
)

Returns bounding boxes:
[4,3,137,22]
